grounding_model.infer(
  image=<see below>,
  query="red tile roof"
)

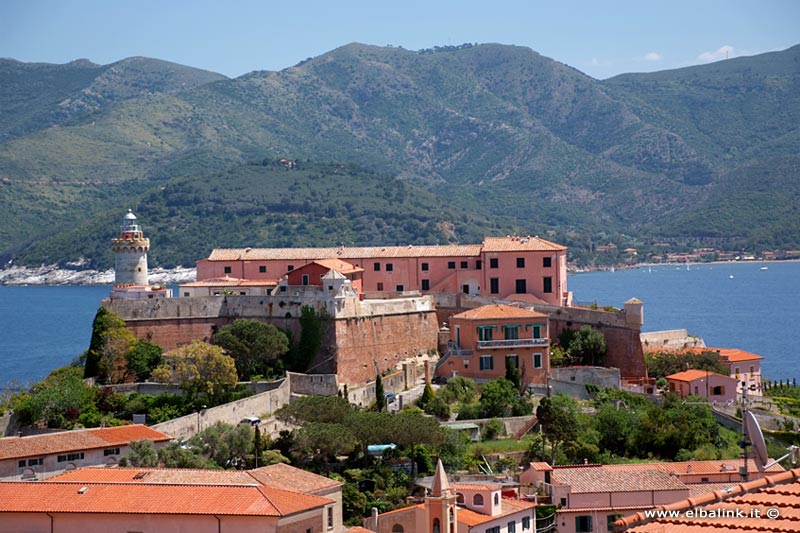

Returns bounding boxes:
[682,346,764,361]
[0,425,171,460]
[603,459,783,477]
[248,463,343,493]
[482,236,566,252]
[456,498,536,526]
[306,258,364,275]
[666,369,733,382]
[552,466,687,493]
[452,304,548,321]
[0,481,330,516]
[616,467,800,531]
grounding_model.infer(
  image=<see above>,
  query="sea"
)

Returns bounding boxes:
[0,262,798,389]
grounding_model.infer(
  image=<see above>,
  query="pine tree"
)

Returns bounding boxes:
[375,374,385,411]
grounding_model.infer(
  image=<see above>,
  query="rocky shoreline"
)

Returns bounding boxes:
[0,265,196,286]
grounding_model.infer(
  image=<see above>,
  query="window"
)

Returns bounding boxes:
[476,260,482,270]
[575,515,592,533]
[530,324,543,338]
[27,457,44,466]
[302,274,309,286]
[506,355,519,369]
[183,292,190,297]
[280,285,287,292]
[508,521,517,533]
[377,282,384,291]
[522,516,531,530]
[433,518,441,533]
[396,285,404,292]
[543,276,553,293]
[421,262,429,271]
[490,278,499,294]
[421,279,430,291]
[374,262,381,271]
[448,261,456,269]
[515,279,527,293]
[750,365,755,374]
[486,528,500,533]
[560,498,567,507]
[478,326,494,341]
[517,257,525,268]
[460,261,468,269]
[712,385,725,396]
[533,353,542,369]
[259,265,266,273]
[104,448,120,456]
[494,493,499,505]
[287,265,294,271]
[480,356,494,370]
[223,266,232,274]
[543,257,552,268]
[503,325,519,339]
[490,258,498,268]
[386,263,393,272]
[328,507,334,529]
[391,526,404,533]
[18,460,24,468]
[607,514,621,531]
[473,493,485,506]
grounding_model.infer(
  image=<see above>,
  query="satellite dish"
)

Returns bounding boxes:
[744,411,768,472]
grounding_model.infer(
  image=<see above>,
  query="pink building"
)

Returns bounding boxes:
[285,258,364,294]
[436,304,550,386]
[666,369,738,403]
[0,425,171,481]
[365,459,536,533]
[0,463,343,533]
[682,347,763,396]
[196,236,569,306]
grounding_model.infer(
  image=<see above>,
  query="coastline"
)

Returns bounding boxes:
[0,265,196,286]
[568,258,800,274]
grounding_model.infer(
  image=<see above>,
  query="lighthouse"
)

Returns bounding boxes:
[113,210,150,286]
[110,211,169,300]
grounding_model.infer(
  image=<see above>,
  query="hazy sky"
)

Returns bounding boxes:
[2,0,798,79]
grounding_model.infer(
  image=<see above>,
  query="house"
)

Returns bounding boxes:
[196,236,570,306]
[436,304,549,387]
[0,463,344,533]
[615,467,800,531]
[0,425,171,481]
[666,369,738,403]
[681,347,764,396]
[364,459,537,533]
[284,259,364,294]
[520,460,785,533]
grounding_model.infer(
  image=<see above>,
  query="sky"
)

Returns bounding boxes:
[1,0,799,80]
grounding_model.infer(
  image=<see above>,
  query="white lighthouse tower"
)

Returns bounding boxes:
[110,210,170,300]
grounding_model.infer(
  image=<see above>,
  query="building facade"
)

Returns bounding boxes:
[666,369,738,403]
[436,304,550,386]
[196,236,569,306]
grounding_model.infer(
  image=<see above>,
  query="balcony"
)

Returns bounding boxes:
[477,338,549,349]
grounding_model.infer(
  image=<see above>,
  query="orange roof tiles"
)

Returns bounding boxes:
[0,481,330,517]
[453,482,503,491]
[602,459,783,476]
[0,425,171,460]
[682,346,764,361]
[307,258,364,275]
[616,467,800,532]
[552,466,688,493]
[482,236,566,252]
[456,498,536,526]
[666,369,733,382]
[248,463,343,493]
[452,304,548,321]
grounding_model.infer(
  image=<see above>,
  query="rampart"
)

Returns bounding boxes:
[105,295,438,385]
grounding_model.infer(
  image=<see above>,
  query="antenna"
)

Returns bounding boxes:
[740,381,749,481]
[741,386,800,473]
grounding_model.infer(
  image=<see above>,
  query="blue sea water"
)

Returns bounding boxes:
[568,261,800,383]
[0,262,798,389]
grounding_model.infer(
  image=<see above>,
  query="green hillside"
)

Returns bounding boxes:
[1,44,798,268]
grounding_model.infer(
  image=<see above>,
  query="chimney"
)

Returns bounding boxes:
[368,507,379,531]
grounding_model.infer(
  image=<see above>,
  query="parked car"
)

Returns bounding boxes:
[239,416,261,426]
[431,375,448,385]
[384,392,397,403]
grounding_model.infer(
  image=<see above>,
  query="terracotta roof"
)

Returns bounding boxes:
[347,528,375,533]
[666,369,733,382]
[603,459,783,477]
[248,463,343,493]
[481,236,566,252]
[616,467,800,531]
[552,466,688,493]
[51,464,342,493]
[452,304,548,321]
[682,346,764,361]
[207,244,483,261]
[456,498,536,526]
[0,425,171,460]
[308,258,363,275]
[0,481,330,516]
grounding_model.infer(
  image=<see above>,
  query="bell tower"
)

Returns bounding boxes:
[426,459,458,533]
[112,210,150,286]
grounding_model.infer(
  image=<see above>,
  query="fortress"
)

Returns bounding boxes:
[104,213,646,386]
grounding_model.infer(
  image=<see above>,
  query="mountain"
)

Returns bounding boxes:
[1,44,798,269]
